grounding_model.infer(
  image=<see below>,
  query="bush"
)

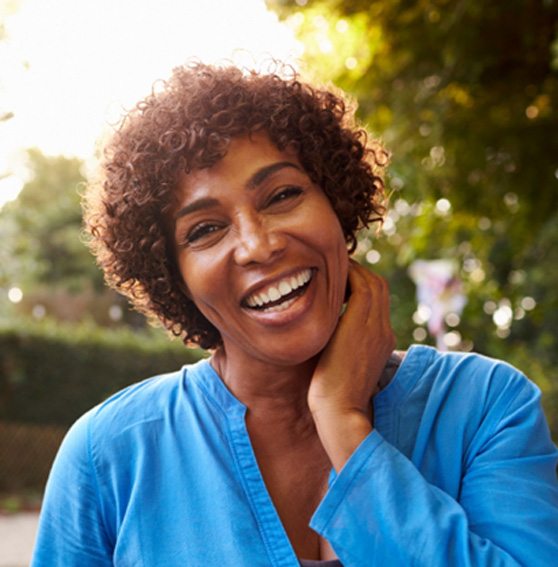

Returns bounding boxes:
[0,318,205,427]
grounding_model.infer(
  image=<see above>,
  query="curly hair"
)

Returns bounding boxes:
[84,61,388,349]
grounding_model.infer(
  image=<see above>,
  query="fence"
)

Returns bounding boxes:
[0,421,66,494]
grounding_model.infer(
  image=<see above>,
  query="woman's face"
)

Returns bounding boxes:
[173,134,349,367]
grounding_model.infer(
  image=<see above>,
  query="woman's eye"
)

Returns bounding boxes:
[185,223,221,244]
[268,186,303,206]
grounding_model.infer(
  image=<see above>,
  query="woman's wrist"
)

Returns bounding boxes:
[311,407,373,472]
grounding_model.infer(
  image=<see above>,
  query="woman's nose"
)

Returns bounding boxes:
[233,214,286,266]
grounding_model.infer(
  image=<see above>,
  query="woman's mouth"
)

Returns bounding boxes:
[242,269,313,313]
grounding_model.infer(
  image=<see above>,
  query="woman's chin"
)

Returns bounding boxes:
[258,328,334,368]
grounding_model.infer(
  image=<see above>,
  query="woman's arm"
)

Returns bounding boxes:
[31,412,113,567]
[307,261,558,566]
[310,373,558,566]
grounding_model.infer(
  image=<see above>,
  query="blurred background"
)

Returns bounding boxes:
[0,0,557,537]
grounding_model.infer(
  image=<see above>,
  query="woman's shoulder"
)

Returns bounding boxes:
[388,345,539,421]
[399,346,541,433]
[95,368,185,418]
[66,359,211,447]
[48,360,216,495]
[384,346,550,469]
[61,369,176,438]
[401,344,532,389]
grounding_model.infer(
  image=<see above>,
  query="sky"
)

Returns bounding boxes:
[0,0,302,207]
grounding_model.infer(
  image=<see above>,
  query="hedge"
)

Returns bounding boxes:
[0,318,206,427]
[1,317,556,438]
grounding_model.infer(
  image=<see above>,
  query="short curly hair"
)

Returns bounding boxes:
[84,61,388,349]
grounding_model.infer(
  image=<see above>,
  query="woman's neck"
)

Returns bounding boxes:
[211,345,318,426]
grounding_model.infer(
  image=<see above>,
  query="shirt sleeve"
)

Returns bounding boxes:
[31,411,113,567]
[310,375,558,566]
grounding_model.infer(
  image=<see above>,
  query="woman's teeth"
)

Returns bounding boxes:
[245,269,312,309]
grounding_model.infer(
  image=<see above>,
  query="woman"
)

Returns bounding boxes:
[32,62,558,566]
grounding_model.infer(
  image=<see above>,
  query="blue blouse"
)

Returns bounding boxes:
[32,346,558,566]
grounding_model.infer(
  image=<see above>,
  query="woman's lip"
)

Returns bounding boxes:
[241,270,317,327]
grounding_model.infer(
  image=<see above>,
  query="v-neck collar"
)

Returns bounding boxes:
[185,345,434,566]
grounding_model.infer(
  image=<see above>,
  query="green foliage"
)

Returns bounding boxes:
[0,149,104,292]
[270,0,558,438]
[0,318,205,427]
[273,0,558,222]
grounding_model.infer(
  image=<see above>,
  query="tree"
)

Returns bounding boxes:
[0,149,103,292]
[0,149,150,328]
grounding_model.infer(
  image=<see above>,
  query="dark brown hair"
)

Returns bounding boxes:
[84,61,387,349]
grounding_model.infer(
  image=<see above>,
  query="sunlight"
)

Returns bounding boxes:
[0,0,302,207]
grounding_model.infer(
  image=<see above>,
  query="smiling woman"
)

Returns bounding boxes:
[31,62,558,566]
[82,62,385,350]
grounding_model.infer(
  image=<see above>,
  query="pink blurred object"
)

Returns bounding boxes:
[408,259,467,350]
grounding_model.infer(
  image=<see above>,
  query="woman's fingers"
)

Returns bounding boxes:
[351,262,396,356]
[347,261,393,333]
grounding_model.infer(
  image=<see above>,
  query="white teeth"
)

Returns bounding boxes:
[245,269,312,309]
[268,287,280,301]
[278,281,291,295]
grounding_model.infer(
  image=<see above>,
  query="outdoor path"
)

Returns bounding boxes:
[0,512,39,567]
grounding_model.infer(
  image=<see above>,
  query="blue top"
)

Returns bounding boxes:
[32,345,558,566]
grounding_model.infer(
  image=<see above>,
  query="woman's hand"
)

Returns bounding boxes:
[308,260,395,471]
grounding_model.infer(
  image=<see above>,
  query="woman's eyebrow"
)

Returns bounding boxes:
[174,197,219,220]
[247,161,302,189]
